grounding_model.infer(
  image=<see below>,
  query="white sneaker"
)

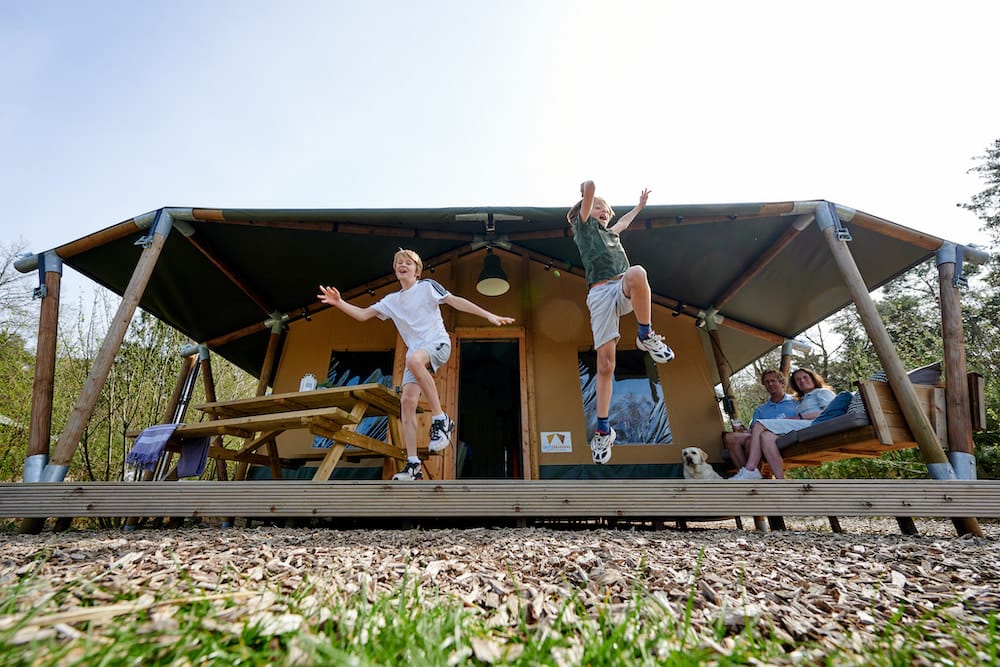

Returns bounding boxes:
[392,461,423,481]
[636,332,675,364]
[590,428,616,465]
[428,415,455,453]
[728,467,762,481]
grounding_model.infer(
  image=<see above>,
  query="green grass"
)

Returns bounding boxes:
[1,562,997,666]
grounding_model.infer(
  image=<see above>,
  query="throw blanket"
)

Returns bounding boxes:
[126,424,179,471]
[176,436,211,478]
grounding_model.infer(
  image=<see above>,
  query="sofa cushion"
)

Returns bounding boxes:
[775,412,872,449]
[811,391,854,424]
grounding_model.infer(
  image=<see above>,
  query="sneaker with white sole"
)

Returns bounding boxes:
[428,415,455,453]
[590,427,616,465]
[636,332,675,364]
[728,467,762,481]
[392,461,424,481]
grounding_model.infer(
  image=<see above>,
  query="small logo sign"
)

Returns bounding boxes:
[540,431,572,453]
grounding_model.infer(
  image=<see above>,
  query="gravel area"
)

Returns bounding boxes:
[2,517,998,656]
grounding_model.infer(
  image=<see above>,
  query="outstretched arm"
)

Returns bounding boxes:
[610,188,650,234]
[316,285,379,322]
[443,294,515,326]
[578,180,596,223]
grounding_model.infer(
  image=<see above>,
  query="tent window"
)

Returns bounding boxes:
[578,350,672,445]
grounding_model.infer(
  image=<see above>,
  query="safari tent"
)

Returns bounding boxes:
[8,199,995,536]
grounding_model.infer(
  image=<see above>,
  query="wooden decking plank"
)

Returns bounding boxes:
[2,480,998,520]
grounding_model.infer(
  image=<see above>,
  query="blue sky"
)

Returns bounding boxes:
[3,1,998,302]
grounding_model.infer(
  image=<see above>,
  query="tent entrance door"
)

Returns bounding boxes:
[455,338,523,479]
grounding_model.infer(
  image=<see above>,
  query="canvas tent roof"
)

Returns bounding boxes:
[41,200,949,379]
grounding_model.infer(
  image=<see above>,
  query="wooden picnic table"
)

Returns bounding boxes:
[133,383,410,481]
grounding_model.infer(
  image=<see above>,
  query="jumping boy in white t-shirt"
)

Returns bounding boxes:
[318,248,515,480]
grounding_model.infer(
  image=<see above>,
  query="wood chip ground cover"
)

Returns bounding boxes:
[1,517,997,661]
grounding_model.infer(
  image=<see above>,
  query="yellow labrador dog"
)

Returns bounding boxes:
[681,447,724,480]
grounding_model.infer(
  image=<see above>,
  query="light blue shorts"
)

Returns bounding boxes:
[402,342,451,385]
[586,278,632,349]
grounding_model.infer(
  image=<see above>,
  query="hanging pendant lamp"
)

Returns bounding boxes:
[476,247,509,296]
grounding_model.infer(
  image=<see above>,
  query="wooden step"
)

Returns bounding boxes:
[3,480,998,521]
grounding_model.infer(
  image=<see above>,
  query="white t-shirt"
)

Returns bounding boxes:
[372,279,451,353]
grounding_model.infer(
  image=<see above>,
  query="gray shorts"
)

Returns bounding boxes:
[401,342,451,386]
[586,278,633,349]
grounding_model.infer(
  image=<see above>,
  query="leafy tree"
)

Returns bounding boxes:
[0,241,36,337]
[0,243,37,480]
[960,138,1000,233]
[0,331,34,478]
[825,259,945,388]
[958,139,1000,476]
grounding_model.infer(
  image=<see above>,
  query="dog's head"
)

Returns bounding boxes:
[681,447,709,468]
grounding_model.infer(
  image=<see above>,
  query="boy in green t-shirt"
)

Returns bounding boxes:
[568,180,675,464]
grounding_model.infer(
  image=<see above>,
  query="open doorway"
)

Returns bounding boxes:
[456,339,522,479]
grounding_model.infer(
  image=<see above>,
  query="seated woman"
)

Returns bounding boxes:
[729,367,836,480]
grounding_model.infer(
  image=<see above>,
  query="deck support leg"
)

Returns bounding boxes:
[766,516,786,531]
[896,517,919,535]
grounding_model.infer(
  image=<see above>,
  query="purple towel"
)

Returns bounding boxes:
[176,436,210,478]
[126,424,179,471]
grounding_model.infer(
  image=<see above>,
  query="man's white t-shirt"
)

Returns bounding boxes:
[372,279,451,354]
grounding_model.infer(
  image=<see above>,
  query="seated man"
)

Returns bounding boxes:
[723,369,798,472]
[731,367,837,480]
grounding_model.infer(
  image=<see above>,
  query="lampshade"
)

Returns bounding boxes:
[476,250,510,296]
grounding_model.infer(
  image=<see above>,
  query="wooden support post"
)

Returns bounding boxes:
[45,216,170,475]
[18,255,63,535]
[198,351,229,481]
[707,321,774,528]
[706,324,737,418]
[937,258,975,459]
[817,203,981,537]
[25,257,61,469]
[256,319,285,397]
[779,353,792,380]
[937,249,982,538]
[222,325,284,527]
[20,213,173,534]
[819,207,948,466]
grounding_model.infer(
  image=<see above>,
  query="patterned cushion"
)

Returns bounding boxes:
[847,371,888,417]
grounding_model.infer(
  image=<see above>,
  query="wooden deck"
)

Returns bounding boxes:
[2,480,998,523]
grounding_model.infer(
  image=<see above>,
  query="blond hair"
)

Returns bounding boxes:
[566,197,615,226]
[393,248,423,275]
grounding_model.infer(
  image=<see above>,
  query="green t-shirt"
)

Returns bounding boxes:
[571,215,630,287]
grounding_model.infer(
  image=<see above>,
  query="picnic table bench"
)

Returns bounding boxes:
[129,383,420,481]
